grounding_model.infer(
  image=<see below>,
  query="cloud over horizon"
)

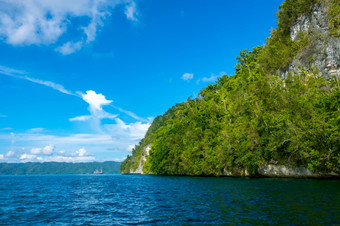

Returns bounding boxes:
[0,130,145,163]
[0,64,151,163]
[30,145,54,155]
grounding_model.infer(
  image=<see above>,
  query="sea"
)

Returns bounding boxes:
[0,174,339,225]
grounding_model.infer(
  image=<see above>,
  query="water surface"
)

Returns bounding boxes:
[0,175,339,225]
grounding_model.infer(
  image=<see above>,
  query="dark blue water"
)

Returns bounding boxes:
[0,175,339,225]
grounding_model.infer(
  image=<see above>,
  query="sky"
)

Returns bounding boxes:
[0,0,283,163]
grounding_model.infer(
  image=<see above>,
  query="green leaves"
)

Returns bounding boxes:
[135,47,339,176]
[121,0,340,176]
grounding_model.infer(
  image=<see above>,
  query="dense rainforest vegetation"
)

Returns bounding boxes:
[121,0,340,176]
[0,162,121,175]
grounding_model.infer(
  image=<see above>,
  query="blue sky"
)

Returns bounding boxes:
[0,0,283,162]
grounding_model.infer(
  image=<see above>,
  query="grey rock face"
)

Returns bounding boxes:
[280,2,340,79]
[128,144,150,174]
[258,164,339,178]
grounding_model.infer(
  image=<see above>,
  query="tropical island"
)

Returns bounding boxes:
[120,0,340,177]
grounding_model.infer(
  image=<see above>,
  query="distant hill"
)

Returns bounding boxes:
[0,161,121,175]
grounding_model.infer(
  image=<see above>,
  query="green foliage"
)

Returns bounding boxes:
[259,0,317,74]
[120,0,340,176]
[139,47,340,176]
[327,0,340,36]
[120,105,178,174]
[276,0,319,37]
[0,161,121,175]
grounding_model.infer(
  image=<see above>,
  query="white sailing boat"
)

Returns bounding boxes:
[93,168,103,174]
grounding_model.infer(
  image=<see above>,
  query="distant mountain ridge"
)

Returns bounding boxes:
[0,161,121,175]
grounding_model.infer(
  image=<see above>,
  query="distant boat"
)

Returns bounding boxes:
[93,168,103,174]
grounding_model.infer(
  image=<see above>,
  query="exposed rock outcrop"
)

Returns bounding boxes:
[258,164,339,178]
[128,144,150,174]
[280,1,340,79]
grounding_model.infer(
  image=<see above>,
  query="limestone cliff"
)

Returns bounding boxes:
[127,145,150,174]
[279,1,340,79]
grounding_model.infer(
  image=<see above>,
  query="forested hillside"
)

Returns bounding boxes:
[121,0,340,176]
[0,162,121,175]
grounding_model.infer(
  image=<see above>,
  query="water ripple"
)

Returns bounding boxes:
[0,175,339,225]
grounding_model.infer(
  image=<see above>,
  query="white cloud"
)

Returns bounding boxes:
[6,151,15,157]
[42,155,95,163]
[69,115,93,122]
[127,144,135,152]
[28,128,44,133]
[105,118,150,139]
[40,147,95,162]
[111,105,148,122]
[124,1,138,22]
[30,145,54,155]
[23,75,75,95]
[55,41,83,55]
[82,90,112,111]
[4,145,96,163]
[0,65,26,76]
[0,0,138,54]
[0,124,147,162]
[1,65,146,123]
[76,148,92,157]
[202,75,218,82]
[31,148,95,162]
[198,72,226,83]
[0,65,75,96]
[182,73,194,81]
[0,128,12,131]
[20,153,36,161]
[70,90,117,130]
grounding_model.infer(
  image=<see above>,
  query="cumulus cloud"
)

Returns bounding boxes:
[82,90,112,111]
[30,145,54,155]
[0,0,138,54]
[197,72,226,84]
[1,64,146,123]
[1,65,153,162]
[55,41,83,55]
[5,146,95,163]
[0,126,147,163]
[124,1,138,22]
[40,148,94,162]
[182,73,194,81]
[70,90,117,126]
[76,148,92,157]
[20,153,36,161]
[42,155,95,163]
[6,150,15,158]
[105,118,150,139]
[127,144,136,152]
[202,75,218,82]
